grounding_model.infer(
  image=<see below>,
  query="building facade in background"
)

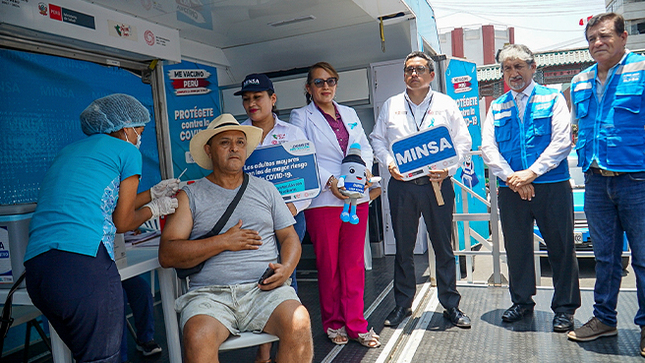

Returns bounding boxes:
[439,25,514,65]
[607,0,645,50]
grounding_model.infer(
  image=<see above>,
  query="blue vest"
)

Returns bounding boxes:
[571,52,645,172]
[490,85,569,186]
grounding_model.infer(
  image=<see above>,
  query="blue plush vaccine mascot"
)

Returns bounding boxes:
[337,143,367,225]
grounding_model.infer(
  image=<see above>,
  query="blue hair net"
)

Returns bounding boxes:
[80,93,150,135]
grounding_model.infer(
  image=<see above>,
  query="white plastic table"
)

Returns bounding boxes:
[0,246,182,363]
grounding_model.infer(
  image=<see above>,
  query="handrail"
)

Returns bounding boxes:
[451,250,631,257]
[451,177,490,207]
[449,150,503,285]
[448,151,623,286]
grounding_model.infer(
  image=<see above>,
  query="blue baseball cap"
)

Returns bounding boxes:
[234,73,274,95]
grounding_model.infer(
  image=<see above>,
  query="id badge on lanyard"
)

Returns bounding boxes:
[406,95,433,131]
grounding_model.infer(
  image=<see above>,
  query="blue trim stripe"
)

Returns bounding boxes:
[0,213,33,222]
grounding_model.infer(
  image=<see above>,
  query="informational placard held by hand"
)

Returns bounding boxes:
[244,140,321,201]
[391,125,459,181]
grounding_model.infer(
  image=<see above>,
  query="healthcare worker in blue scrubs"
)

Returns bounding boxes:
[24,94,179,363]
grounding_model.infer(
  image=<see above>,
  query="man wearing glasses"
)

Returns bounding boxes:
[481,44,580,332]
[370,51,473,328]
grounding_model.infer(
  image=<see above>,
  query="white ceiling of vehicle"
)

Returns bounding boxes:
[89,0,414,84]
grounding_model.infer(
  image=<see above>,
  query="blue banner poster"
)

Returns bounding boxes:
[444,57,489,249]
[243,141,321,202]
[391,126,458,180]
[164,61,221,180]
[0,48,160,204]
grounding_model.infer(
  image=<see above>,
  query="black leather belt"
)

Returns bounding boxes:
[589,167,625,177]
[408,177,431,185]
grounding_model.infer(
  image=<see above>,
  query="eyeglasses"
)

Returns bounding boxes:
[312,78,338,88]
[404,66,429,75]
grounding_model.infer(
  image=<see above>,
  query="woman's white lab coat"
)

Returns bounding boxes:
[289,101,373,209]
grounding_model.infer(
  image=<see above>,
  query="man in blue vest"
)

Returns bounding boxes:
[567,13,645,354]
[482,44,580,332]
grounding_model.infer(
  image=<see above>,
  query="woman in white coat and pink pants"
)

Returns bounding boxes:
[290,62,380,348]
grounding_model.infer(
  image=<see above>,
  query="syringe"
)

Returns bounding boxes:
[177,168,188,180]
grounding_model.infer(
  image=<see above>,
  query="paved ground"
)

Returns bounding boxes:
[5,249,639,363]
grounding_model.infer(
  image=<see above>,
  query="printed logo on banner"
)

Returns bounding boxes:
[452,75,472,94]
[288,142,311,153]
[108,20,138,41]
[144,30,155,46]
[38,3,48,16]
[1,79,20,94]
[46,4,96,29]
[167,69,212,96]
[49,4,62,20]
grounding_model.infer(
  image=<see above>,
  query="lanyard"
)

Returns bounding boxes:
[405,95,432,131]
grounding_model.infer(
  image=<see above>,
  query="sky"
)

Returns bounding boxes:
[430,0,608,52]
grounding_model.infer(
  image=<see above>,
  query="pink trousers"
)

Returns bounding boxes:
[305,203,369,338]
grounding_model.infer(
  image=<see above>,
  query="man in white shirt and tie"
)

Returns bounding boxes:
[481,44,580,332]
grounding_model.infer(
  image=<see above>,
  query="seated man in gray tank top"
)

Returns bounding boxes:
[159,114,313,363]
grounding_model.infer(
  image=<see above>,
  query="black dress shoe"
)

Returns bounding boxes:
[553,312,574,332]
[384,306,412,326]
[443,307,471,328]
[501,304,534,322]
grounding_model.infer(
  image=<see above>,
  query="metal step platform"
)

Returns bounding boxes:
[5,253,644,363]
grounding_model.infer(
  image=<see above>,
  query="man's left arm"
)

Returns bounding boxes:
[258,225,301,290]
[507,94,572,188]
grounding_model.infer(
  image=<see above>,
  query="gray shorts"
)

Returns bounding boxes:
[175,280,300,336]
